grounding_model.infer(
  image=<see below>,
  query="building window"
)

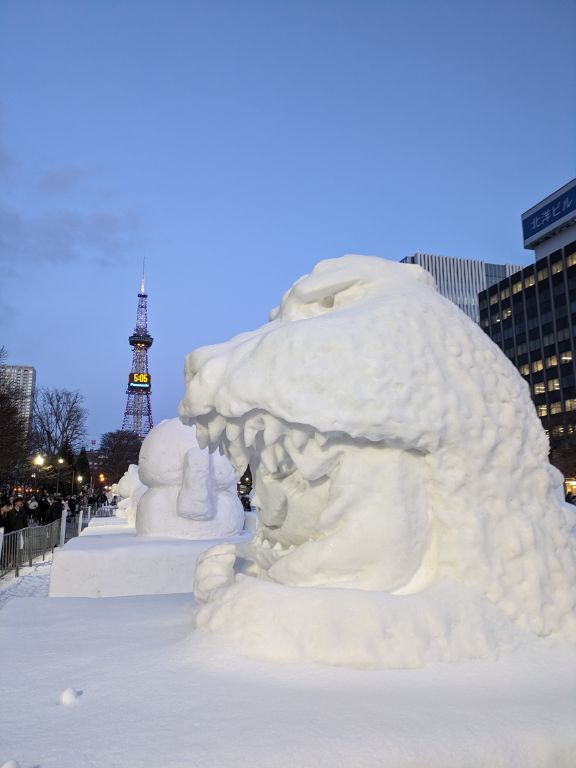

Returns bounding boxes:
[551,261,564,274]
[502,308,512,320]
[537,267,549,281]
[546,354,558,367]
[519,363,530,375]
[566,399,576,412]
[560,351,573,363]
[490,294,499,306]
[567,253,576,268]
[531,359,544,372]
[537,404,548,416]
[550,402,562,414]
[500,287,510,300]
[512,281,523,294]
[534,383,546,394]
[547,378,560,392]
[524,275,536,288]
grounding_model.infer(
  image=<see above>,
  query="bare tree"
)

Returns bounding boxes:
[99,430,142,484]
[31,387,88,457]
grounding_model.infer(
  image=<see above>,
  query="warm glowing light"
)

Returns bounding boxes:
[34,455,45,467]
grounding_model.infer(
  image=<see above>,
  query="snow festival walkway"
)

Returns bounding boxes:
[1,575,576,767]
[0,560,51,609]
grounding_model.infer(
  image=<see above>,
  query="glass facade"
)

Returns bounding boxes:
[479,239,576,437]
[402,253,521,322]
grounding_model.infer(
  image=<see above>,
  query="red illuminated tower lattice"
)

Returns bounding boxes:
[122,267,154,438]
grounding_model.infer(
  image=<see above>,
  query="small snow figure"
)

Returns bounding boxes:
[1,760,22,768]
[58,687,81,706]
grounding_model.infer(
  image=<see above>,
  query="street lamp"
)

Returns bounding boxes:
[56,457,64,494]
[33,455,45,492]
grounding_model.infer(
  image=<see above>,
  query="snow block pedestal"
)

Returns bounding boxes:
[49,529,252,597]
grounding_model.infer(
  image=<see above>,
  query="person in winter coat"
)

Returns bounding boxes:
[11,498,28,531]
[48,496,64,523]
[27,495,39,524]
[0,498,26,534]
[37,494,50,525]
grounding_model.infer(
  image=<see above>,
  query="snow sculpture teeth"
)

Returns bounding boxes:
[195,422,209,450]
[225,421,241,443]
[290,428,309,451]
[263,417,284,447]
[207,414,226,446]
[259,445,278,475]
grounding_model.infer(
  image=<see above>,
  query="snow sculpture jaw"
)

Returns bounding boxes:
[181,257,438,591]
[180,255,576,666]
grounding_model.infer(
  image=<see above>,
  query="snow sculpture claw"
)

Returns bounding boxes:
[194,544,237,603]
[180,255,576,667]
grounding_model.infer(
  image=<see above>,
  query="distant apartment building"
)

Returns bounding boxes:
[479,178,576,438]
[1,364,36,436]
[401,252,522,323]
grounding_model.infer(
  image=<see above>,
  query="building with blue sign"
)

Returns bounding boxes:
[401,252,521,322]
[480,179,576,440]
[522,178,576,255]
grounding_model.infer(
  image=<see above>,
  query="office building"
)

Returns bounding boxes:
[479,179,576,437]
[1,364,36,436]
[401,252,521,322]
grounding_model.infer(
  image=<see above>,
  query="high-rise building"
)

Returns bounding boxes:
[1,364,36,437]
[401,252,522,322]
[479,179,576,438]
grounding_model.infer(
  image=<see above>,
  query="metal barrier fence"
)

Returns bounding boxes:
[0,519,62,580]
[90,505,117,518]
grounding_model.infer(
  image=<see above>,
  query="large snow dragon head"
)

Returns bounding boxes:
[180,255,576,662]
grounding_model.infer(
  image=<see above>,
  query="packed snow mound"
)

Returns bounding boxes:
[136,418,244,538]
[114,464,146,526]
[58,687,81,706]
[180,255,576,667]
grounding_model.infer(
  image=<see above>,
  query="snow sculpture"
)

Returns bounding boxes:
[136,418,244,538]
[180,255,576,668]
[114,464,146,526]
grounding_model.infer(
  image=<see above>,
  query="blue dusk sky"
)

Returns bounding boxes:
[1,0,575,443]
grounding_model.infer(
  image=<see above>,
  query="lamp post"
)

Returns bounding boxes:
[33,455,45,492]
[56,457,64,494]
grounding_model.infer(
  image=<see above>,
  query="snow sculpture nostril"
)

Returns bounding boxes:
[181,254,576,668]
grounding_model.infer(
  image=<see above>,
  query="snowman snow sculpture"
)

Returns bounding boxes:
[136,418,244,538]
[113,464,147,527]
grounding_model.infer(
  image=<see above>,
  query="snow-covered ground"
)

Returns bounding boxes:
[1,559,575,768]
[0,560,51,609]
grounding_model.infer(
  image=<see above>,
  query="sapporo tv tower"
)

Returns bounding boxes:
[122,263,154,438]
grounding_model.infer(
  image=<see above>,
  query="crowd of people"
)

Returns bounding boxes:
[0,491,109,535]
